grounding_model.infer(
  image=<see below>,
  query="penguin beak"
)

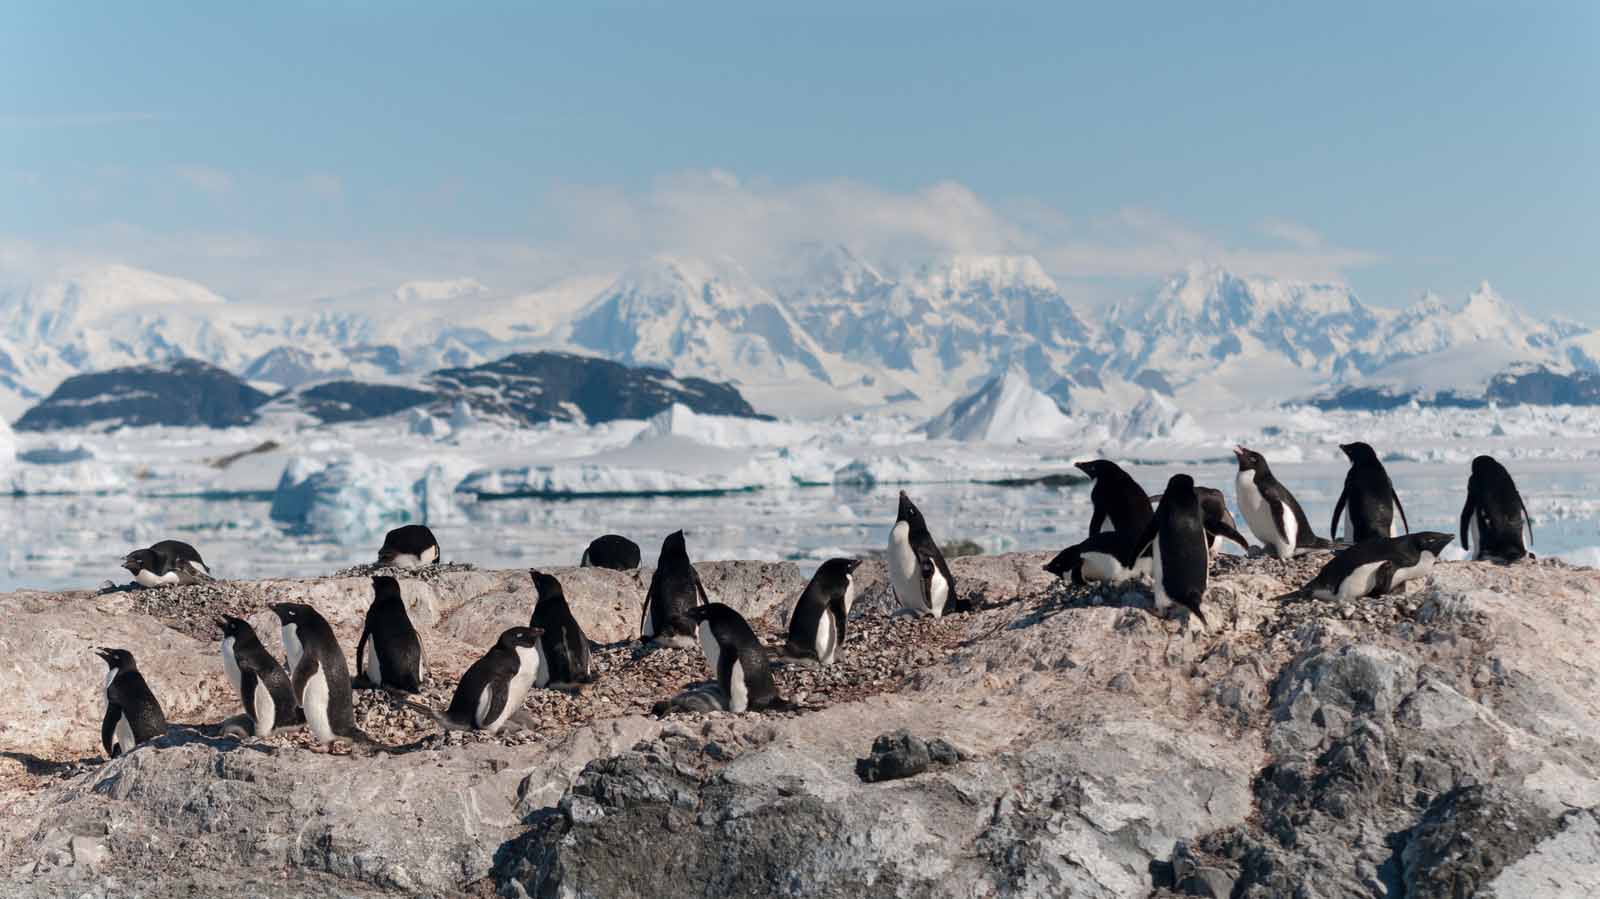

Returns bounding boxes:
[1073,461,1091,474]
[120,558,139,573]
[94,647,115,664]
[846,559,863,573]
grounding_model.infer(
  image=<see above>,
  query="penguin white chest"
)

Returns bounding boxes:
[134,569,178,588]
[1080,552,1128,583]
[887,522,925,611]
[841,575,856,616]
[1150,539,1170,610]
[113,713,136,756]
[1236,473,1294,558]
[221,637,242,693]
[104,668,120,692]
[815,611,837,667]
[252,679,277,737]
[301,665,334,743]
[1391,552,1436,587]
[364,639,383,686]
[483,645,540,733]
[1337,562,1387,601]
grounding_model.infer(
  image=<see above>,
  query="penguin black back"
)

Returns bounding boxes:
[445,626,544,732]
[581,534,641,570]
[96,647,167,758]
[686,604,786,712]
[356,576,425,692]
[1075,459,1154,537]
[1331,442,1410,543]
[784,558,860,665]
[1132,474,1211,627]
[1461,455,1533,562]
[378,524,440,568]
[529,568,593,685]
[1150,486,1250,553]
[640,531,709,643]
[122,539,212,586]
[1043,531,1141,586]
[887,491,965,617]
[218,615,299,735]
[1233,446,1329,558]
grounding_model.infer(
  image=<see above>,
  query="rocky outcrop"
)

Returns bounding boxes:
[13,359,272,431]
[2,554,1598,898]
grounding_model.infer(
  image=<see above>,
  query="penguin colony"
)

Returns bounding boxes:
[95,451,1532,758]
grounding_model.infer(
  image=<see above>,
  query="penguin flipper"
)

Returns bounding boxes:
[1391,488,1411,535]
[101,702,121,758]
[1130,512,1161,569]
[1372,561,1398,597]
[1519,495,1534,544]
[691,568,712,606]
[1089,507,1106,536]
[1329,488,1349,542]
[477,678,509,731]
[353,627,371,684]
[638,579,657,640]
[1209,520,1250,552]
[1459,498,1476,552]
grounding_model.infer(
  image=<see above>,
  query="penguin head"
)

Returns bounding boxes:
[816,558,862,581]
[1233,447,1268,473]
[1043,546,1079,577]
[1412,532,1456,556]
[268,602,316,625]
[1340,442,1380,465]
[528,569,564,603]
[217,615,252,639]
[122,548,158,575]
[1164,473,1197,495]
[896,491,924,526]
[1074,459,1117,481]
[95,647,135,671]
[658,530,689,564]
[679,603,734,628]
[370,575,403,603]
[1471,455,1506,479]
[496,626,543,651]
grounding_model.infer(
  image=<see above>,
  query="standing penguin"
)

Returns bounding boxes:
[121,540,213,587]
[96,647,167,758]
[443,626,544,733]
[1043,531,1145,586]
[1075,460,1154,537]
[639,531,710,646]
[1460,455,1534,562]
[377,524,440,568]
[783,558,861,666]
[887,491,965,617]
[355,576,425,693]
[1131,474,1212,628]
[269,602,360,745]
[685,604,789,712]
[218,615,298,737]
[529,569,593,686]
[1330,442,1410,543]
[580,534,641,570]
[1233,446,1333,559]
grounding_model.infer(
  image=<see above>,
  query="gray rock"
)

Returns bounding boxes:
[855,730,933,782]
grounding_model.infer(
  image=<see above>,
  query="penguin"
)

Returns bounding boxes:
[580,534,641,571]
[354,576,425,693]
[1233,446,1334,559]
[684,603,789,712]
[1043,531,1144,586]
[1149,486,1251,555]
[887,491,966,617]
[95,647,167,758]
[269,602,360,744]
[1330,442,1410,543]
[443,626,544,733]
[1304,532,1455,601]
[1074,459,1154,537]
[1130,474,1211,628]
[121,540,212,587]
[377,524,440,568]
[783,558,861,666]
[639,531,710,647]
[218,615,298,737]
[1461,455,1534,563]
[529,568,593,686]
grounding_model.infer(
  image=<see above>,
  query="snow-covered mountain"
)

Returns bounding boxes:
[1,253,1594,423]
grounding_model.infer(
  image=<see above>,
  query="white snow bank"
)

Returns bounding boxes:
[921,367,1073,443]
[269,455,422,537]
[631,403,813,448]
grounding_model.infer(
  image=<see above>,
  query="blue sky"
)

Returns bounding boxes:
[3,1,1595,316]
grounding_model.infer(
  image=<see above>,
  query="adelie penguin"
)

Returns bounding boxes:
[121,540,213,587]
[1304,532,1456,602]
[782,558,861,666]
[377,524,440,569]
[443,626,544,733]
[270,602,363,746]
[1461,455,1534,562]
[355,576,426,693]
[1075,460,1154,537]
[685,603,790,713]
[580,534,641,571]
[1131,474,1212,629]
[1330,442,1410,543]
[529,569,593,686]
[887,491,967,617]
[96,647,167,758]
[1233,446,1335,559]
[1044,531,1145,586]
[639,531,710,647]
[218,615,299,738]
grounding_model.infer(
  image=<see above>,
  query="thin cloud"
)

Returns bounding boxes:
[176,166,235,195]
